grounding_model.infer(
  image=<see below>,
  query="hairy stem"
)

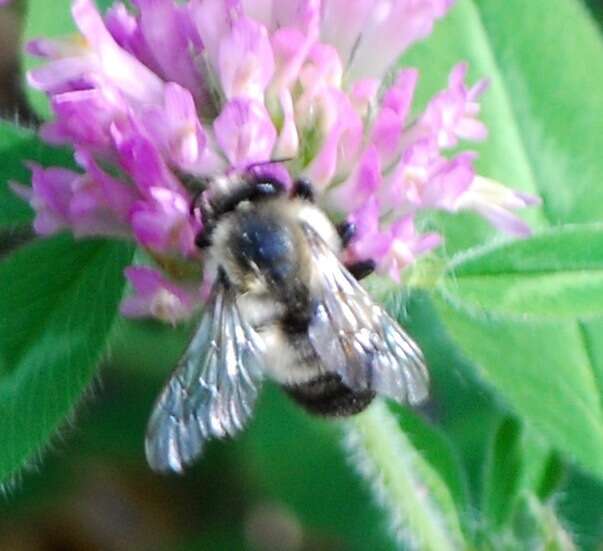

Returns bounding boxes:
[344,400,464,551]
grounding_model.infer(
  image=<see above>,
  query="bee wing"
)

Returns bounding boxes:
[302,224,429,406]
[145,281,265,473]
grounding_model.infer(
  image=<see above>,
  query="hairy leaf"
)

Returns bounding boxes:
[403,0,603,484]
[444,224,603,319]
[434,294,603,479]
[0,235,132,483]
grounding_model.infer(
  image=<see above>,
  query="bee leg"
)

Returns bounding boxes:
[190,187,218,250]
[346,259,376,281]
[189,187,209,221]
[291,178,314,202]
[336,221,356,248]
[189,189,203,218]
[194,223,215,249]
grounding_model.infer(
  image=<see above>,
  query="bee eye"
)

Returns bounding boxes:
[234,216,296,281]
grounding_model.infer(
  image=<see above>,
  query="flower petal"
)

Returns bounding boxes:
[24,163,78,234]
[306,90,362,187]
[455,175,541,235]
[274,89,299,158]
[218,15,274,100]
[121,266,199,323]
[72,0,164,103]
[41,88,123,151]
[134,0,205,97]
[213,98,277,167]
[329,145,382,212]
[419,62,489,148]
[343,0,453,79]
[110,116,184,194]
[370,69,418,163]
[130,186,197,255]
[189,0,241,71]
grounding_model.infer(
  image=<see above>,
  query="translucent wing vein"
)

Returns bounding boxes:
[145,283,264,473]
[303,224,429,405]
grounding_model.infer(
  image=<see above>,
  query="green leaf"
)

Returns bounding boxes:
[435,225,603,482]
[444,224,603,320]
[0,234,132,483]
[470,0,603,228]
[403,0,603,486]
[534,452,566,502]
[558,469,603,549]
[482,416,523,527]
[0,121,74,228]
[433,294,603,480]
[584,0,603,27]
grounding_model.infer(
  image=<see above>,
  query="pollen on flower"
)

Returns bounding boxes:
[150,289,190,324]
[18,0,540,323]
[120,266,200,323]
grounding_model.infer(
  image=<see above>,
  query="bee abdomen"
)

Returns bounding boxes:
[283,373,375,416]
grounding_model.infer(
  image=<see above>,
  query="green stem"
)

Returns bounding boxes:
[345,400,463,551]
[524,495,576,551]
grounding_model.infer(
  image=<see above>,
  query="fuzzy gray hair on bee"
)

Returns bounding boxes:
[145,170,429,473]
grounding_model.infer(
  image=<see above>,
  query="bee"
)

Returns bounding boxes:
[145,173,429,472]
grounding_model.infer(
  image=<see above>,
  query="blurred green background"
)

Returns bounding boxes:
[5,307,603,551]
[2,0,603,550]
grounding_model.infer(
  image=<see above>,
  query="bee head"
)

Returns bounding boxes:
[236,211,296,281]
[214,203,308,296]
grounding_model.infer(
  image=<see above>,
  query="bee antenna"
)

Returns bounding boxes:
[187,176,215,220]
[246,157,294,171]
